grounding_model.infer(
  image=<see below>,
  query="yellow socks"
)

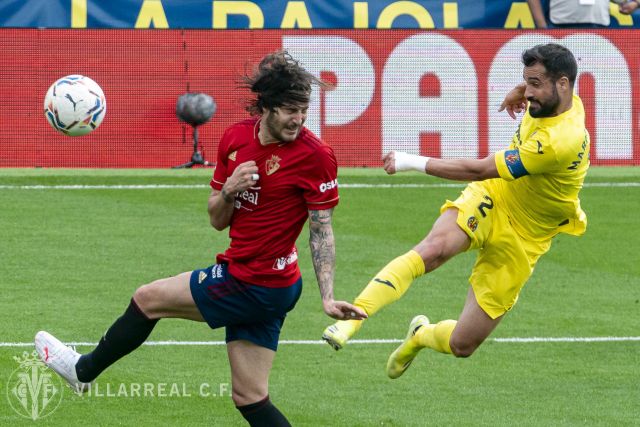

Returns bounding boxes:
[354,249,425,315]
[330,250,426,340]
[414,319,457,354]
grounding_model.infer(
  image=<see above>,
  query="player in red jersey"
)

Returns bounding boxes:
[35,51,366,427]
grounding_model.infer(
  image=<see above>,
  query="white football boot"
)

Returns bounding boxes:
[35,331,91,393]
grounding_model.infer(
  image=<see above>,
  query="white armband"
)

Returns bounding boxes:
[394,152,430,173]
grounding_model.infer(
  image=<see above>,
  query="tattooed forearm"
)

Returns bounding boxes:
[309,209,335,301]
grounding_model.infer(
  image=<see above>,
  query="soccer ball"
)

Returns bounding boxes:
[44,75,106,136]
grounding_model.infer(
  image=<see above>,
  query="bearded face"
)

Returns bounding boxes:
[527,82,560,118]
[524,62,563,118]
[262,103,308,143]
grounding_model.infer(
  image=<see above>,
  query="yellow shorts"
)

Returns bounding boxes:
[441,181,551,319]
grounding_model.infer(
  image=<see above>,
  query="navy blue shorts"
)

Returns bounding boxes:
[190,264,302,351]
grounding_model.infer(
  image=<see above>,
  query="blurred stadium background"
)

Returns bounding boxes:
[1,1,639,167]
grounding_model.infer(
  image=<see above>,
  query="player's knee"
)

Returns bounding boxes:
[449,337,478,358]
[231,386,268,407]
[415,237,448,272]
[132,284,159,316]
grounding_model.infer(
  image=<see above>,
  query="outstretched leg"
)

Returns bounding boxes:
[35,271,203,389]
[386,287,503,378]
[323,209,470,350]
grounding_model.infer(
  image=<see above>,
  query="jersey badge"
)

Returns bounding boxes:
[536,140,544,154]
[228,151,237,161]
[266,155,281,175]
[505,152,519,164]
[504,149,529,178]
[467,216,479,232]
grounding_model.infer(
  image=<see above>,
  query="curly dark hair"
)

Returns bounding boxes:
[522,43,577,87]
[242,50,327,116]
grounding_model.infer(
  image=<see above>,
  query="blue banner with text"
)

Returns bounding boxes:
[1,0,638,29]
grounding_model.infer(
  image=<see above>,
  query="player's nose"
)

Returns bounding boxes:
[292,112,304,125]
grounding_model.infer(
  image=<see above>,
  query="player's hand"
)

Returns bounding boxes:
[221,161,259,196]
[498,83,527,120]
[322,300,368,320]
[382,151,398,175]
[619,0,639,14]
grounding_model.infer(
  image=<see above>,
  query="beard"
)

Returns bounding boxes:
[528,85,560,118]
[265,113,301,143]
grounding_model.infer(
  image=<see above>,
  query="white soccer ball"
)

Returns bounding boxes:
[44,75,106,136]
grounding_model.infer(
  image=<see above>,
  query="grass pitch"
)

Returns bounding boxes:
[1,167,638,426]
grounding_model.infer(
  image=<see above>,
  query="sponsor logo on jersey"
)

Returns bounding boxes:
[228,150,237,161]
[211,264,223,279]
[237,189,259,205]
[273,249,298,270]
[319,179,338,193]
[467,216,479,232]
[198,271,207,284]
[266,155,281,175]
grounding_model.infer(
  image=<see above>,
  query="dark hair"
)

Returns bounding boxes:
[242,50,327,116]
[522,43,577,86]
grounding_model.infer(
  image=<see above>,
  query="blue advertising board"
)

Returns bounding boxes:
[0,0,637,29]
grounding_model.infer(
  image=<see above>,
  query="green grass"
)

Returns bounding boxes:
[1,167,639,426]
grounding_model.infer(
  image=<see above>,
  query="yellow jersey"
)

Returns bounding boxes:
[491,94,589,241]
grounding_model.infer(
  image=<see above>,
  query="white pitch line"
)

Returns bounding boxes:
[0,184,207,190]
[492,336,640,343]
[1,337,639,348]
[1,182,639,190]
[583,182,640,187]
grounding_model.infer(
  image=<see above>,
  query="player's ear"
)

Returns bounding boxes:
[556,76,570,93]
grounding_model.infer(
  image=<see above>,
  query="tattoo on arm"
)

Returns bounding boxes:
[309,208,335,301]
[220,188,234,203]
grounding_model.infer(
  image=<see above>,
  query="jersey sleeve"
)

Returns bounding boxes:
[495,129,559,181]
[210,131,230,190]
[300,144,339,210]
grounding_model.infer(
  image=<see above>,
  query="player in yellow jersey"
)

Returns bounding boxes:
[323,43,589,378]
